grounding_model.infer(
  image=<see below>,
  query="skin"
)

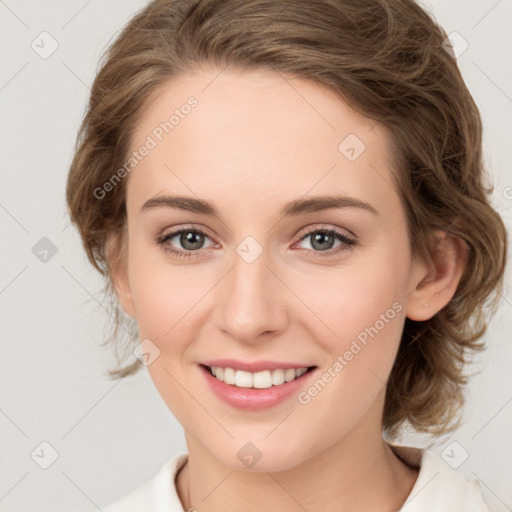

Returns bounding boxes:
[108,66,467,511]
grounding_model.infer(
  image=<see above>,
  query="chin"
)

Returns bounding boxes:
[211,439,314,473]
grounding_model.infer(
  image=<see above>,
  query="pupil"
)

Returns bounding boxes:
[312,232,333,251]
[182,231,204,250]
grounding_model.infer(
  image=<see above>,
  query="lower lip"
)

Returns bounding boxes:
[200,365,317,411]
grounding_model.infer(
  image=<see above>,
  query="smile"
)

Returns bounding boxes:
[204,365,315,388]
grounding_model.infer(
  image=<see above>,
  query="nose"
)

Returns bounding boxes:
[213,243,289,345]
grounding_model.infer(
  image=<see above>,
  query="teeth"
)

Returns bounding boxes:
[235,370,253,388]
[208,366,311,388]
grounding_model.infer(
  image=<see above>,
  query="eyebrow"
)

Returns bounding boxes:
[140,194,379,217]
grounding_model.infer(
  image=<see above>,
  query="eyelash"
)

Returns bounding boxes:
[155,225,357,260]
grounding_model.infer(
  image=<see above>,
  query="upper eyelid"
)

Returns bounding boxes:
[160,224,218,243]
[295,224,355,240]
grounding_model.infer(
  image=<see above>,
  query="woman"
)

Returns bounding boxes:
[66,0,507,510]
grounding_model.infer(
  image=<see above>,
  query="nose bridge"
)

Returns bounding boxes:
[215,236,287,341]
[233,238,270,299]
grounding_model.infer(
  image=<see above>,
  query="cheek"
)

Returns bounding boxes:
[293,270,407,436]
[290,253,409,351]
[127,249,208,424]
[129,266,175,341]
[287,247,409,412]
[126,236,202,340]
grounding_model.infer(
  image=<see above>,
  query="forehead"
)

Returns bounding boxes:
[127,67,399,215]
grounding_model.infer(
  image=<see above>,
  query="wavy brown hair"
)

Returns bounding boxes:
[65,0,507,440]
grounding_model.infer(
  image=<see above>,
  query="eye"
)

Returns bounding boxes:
[155,224,357,259]
[156,226,215,259]
[293,226,356,257]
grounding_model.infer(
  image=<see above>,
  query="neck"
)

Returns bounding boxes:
[176,428,418,512]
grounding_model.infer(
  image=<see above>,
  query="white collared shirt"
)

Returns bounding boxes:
[100,446,490,512]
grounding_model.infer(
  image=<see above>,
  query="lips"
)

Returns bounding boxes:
[199,359,319,410]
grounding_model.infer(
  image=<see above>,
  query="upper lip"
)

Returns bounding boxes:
[201,359,316,373]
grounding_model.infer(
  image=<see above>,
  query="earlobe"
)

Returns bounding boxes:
[406,230,468,321]
[105,231,136,319]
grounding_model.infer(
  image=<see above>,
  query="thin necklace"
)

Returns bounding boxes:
[187,468,191,512]
[182,460,191,512]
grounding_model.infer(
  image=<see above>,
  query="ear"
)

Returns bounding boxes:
[406,230,468,321]
[105,230,136,319]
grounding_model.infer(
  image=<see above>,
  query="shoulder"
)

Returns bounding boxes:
[101,453,188,512]
[392,444,491,512]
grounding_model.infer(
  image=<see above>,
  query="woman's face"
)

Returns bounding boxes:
[116,67,428,471]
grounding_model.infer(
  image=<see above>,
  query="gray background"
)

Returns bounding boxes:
[1,0,511,510]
